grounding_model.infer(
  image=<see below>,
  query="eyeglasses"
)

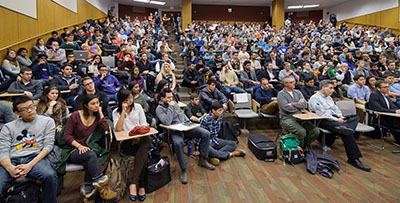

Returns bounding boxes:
[381,86,389,88]
[83,81,94,86]
[18,104,36,112]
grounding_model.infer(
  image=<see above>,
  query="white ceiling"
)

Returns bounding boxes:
[115,0,350,11]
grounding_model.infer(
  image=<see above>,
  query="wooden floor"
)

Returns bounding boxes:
[58,129,400,203]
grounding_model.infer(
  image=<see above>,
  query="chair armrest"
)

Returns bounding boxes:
[252,99,260,113]
[229,99,234,113]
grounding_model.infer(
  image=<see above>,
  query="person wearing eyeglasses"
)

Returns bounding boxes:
[368,80,400,145]
[8,67,43,100]
[0,96,58,203]
[277,76,320,149]
[74,76,110,119]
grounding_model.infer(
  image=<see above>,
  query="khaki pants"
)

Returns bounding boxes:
[261,100,279,115]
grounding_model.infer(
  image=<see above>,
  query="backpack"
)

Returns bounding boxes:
[277,134,304,165]
[103,158,126,202]
[2,178,41,203]
[218,121,240,143]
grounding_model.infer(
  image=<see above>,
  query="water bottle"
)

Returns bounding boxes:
[322,144,329,155]
[188,144,193,155]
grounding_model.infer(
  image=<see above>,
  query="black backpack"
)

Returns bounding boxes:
[2,178,41,203]
[218,121,240,143]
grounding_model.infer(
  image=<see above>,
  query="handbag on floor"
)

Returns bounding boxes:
[278,134,304,165]
[145,156,171,193]
[248,134,277,162]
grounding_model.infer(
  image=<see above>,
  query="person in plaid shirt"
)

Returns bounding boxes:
[199,101,246,165]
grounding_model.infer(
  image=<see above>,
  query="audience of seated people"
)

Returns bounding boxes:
[3,14,400,200]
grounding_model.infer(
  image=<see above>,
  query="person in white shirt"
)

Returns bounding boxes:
[113,89,150,201]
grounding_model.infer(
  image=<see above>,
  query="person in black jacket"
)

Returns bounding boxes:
[367,80,400,144]
[182,63,199,93]
[300,77,318,101]
[51,63,82,106]
[257,63,282,90]
[265,52,283,70]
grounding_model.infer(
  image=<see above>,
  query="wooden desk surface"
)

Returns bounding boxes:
[160,123,200,131]
[178,101,187,108]
[355,103,365,110]
[0,92,24,97]
[0,90,70,97]
[114,127,158,141]
[375,111,400,118]
[293,112,328,120]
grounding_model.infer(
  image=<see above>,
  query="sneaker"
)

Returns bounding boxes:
[92,175,118,201]
[209,158,220,166]
[232,150,246,157]
[180,169,188,184]
[80,184,96,198]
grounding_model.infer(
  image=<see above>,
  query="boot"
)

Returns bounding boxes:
[180,169,188,184]
[198,157,216,170]
[92,175,118,201]
[80,184,96,198]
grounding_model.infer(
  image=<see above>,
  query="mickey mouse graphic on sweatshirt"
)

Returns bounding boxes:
[16,129,39,150]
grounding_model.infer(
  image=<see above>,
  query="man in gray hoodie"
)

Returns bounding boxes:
[0,96,57,203]
[156,88,215,184]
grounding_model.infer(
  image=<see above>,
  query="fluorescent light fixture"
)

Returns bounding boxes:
[149,0,166,5]
[134,0,150,3]
[288,5,303,9]
[303,4,320,8]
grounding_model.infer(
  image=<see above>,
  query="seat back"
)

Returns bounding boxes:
[233,93,252,111]
[102,56,115,68]
[336,100,357,116]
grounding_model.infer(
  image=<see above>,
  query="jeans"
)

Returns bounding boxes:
[0,154,58,203]
[39,79,51,87]
[208,139,237,160]
[68,150,103,184]
[223,86,246,96]
[106,93,118,102]
[396,98,400,109]
[171,127,211,170]
[0,78,16,92]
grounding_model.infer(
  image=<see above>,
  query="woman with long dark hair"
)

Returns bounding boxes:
[37,86,67,133]
[2,49,20,75]
[63,95,117,202]
[113,89,150,202]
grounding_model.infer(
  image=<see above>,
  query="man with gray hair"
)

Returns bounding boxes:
[277,76,319,148]
[309,80,371,172]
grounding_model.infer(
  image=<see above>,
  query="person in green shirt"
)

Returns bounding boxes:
[60,34,80,51]
[184,94,207,123]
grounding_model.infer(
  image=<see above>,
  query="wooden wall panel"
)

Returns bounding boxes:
[340,6,400,34]
[0,0,106,62]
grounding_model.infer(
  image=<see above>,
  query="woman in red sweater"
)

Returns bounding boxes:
[63,95,116,202]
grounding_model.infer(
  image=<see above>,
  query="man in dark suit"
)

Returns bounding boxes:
[367,80,400,144]
[265,52,283,70]
[257,62,283,90]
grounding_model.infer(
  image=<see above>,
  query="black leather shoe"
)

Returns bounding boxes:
[138,194,146,202]
[347,159,371,172]
[129,193,137,202]
[334,126,354,136]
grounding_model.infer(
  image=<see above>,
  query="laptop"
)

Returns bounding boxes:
[73,50,89,60]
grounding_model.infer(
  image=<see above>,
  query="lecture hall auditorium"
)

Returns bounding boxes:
[0,0,399,202]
